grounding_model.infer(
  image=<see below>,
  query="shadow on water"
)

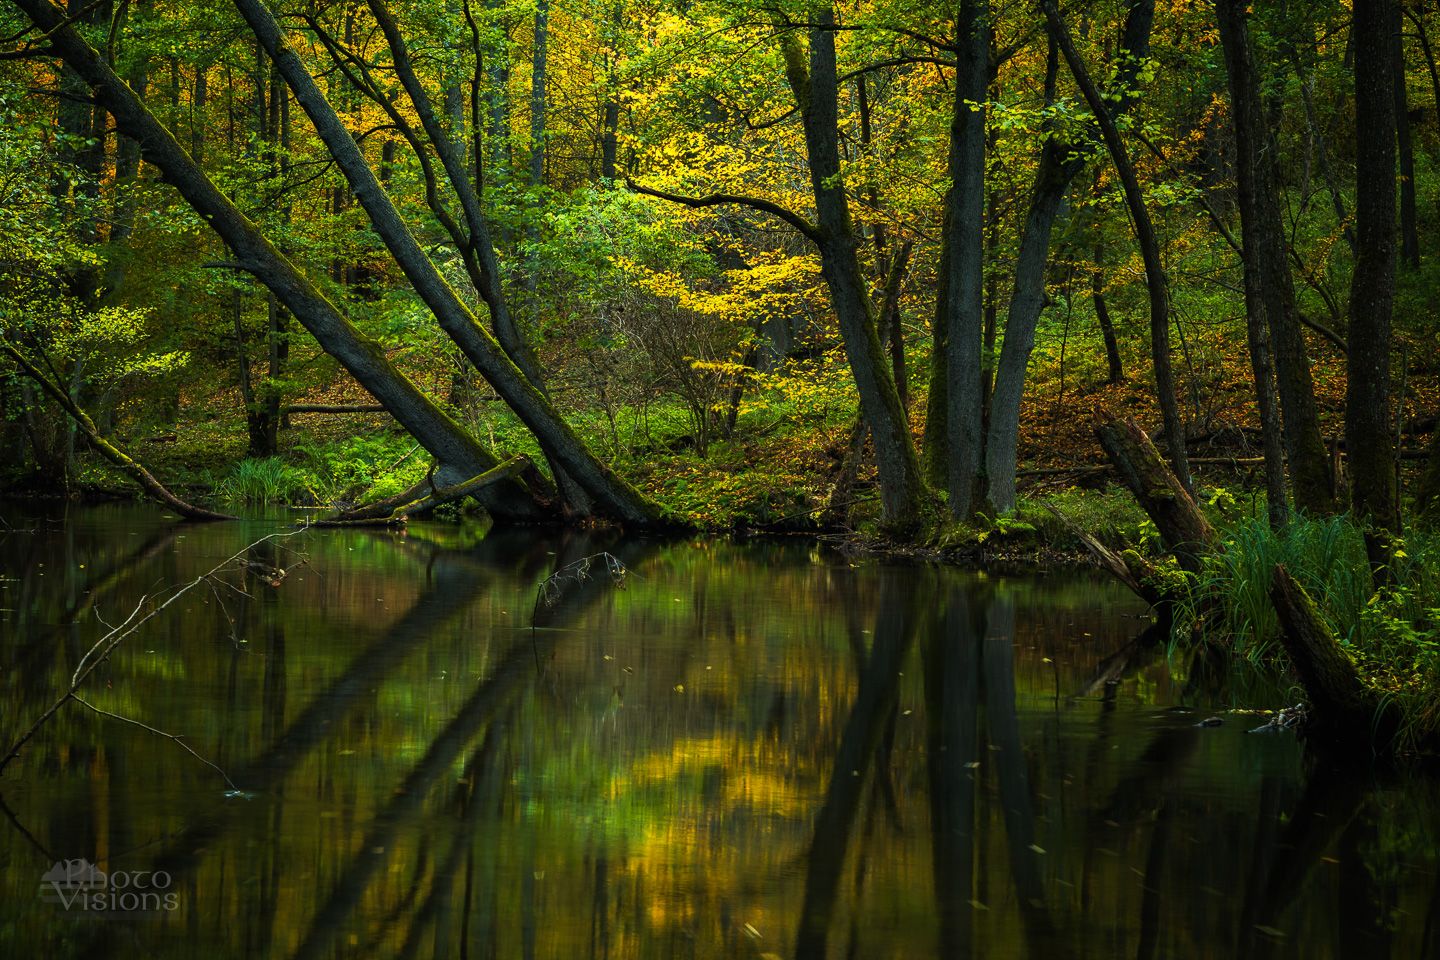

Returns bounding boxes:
[0,505,1438,958]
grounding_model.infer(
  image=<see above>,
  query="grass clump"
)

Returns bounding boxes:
[214,457,315,505]
[1193,514,1440,749]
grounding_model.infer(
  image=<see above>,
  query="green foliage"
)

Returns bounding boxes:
[214,458,315,505]
[292,433,429,504]
[1190,515,1440,747]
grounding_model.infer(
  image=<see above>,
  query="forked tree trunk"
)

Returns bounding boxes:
[984,1,1156,513]
[1217,0,1337,520]
[1215,0,1292,528]
[778,14,925,529]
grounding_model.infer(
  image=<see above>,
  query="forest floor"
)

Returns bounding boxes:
[12,336,1440,565]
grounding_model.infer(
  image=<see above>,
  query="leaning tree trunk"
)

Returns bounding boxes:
[1044,0,1192,495]
[2,343,236,521]
[778,14,926,529]
[233,0,662,525]
[1348,0,1402,572]
[11,0,547,521]
[1096,417,1215,576]
[1270,565,1399,749]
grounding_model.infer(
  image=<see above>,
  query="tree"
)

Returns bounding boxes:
[1216,0,1337,524]
[10,0,552,519]
[247,0,659,523]
[1042,0,1191,494]
[776,9,927,528]
[937,0,988,518]
[981,0,1156,514]
[1348,0,1402,569]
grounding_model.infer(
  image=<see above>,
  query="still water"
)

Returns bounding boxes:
[0,505,1436,958]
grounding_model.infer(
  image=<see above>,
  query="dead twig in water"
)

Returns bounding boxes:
[0,528,310,781]
[71,695,239,792]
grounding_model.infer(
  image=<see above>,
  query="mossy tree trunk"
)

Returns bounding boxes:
[12,0,547,521]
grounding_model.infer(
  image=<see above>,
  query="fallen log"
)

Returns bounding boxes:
[311,456,531,526]
[1039,500,1171,608]
[1096,416,1215,575]
[2,342,235,522]
[1269,564,1398,750]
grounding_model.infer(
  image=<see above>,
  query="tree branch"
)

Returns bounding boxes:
[627,179,822,244]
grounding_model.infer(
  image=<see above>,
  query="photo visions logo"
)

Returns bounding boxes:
[39,859,179,912]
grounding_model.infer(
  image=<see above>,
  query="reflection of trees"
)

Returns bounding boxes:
[10,523,1440,959]
[3,521,179,708]
[982,594,1070,959]
[53,528,639,957]
[925,586,980,959]
[796,579,1078,959]
[794,571,918,960]
[286,537,648,960]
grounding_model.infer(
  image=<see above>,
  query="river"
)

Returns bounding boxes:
[0,505,1436,957]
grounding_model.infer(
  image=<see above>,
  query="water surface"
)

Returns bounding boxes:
[1,505,1437,958]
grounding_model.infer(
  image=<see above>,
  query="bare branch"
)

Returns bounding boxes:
[627,179,823,245]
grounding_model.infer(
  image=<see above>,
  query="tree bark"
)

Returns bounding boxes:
[1096,416,1214,576]
[1044,0,1192,495]
[778,13,926,529]
[1348,0,1402,570]
[941,0,988,518]
[11,0,547,520]
[233,0,662,525]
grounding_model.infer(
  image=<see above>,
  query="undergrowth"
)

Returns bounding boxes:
[1190,514,1440,750]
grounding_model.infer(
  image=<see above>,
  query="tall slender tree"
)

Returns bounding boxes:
[1348,0,1402,569]
[1216,0,1337,523]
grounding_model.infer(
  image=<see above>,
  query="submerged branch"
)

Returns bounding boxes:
[71,695,238,791]
[0,529,308,777]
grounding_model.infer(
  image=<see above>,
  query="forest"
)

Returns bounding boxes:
[2,0,1440,757]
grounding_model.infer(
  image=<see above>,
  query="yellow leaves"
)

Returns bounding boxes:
[614,248,818,330]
